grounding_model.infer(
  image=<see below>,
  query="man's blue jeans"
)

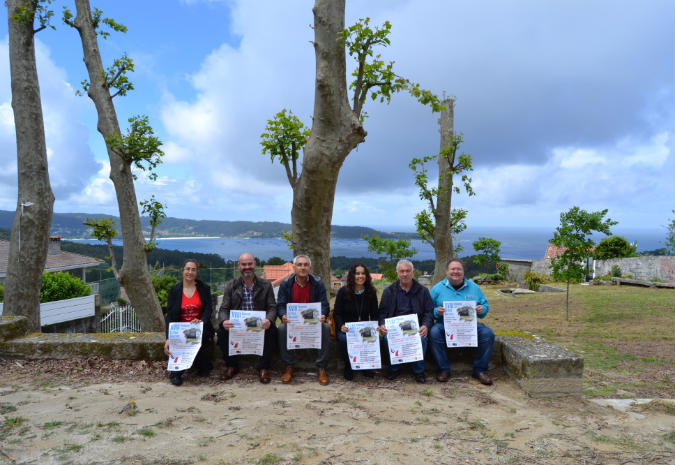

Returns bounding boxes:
[382,334,428,375]
[429,321,495,374]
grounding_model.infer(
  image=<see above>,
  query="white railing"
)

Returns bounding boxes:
[0,294,95,326]
[99,304,141,333]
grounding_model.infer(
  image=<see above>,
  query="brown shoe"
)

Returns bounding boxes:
[472,372,493,385]
[259,369,271,384]
[221,366,239,381]
[317,369,329,386]
[281,365,293,384]
[436,371,450,382]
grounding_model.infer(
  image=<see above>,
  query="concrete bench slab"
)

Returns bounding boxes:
[0,316,30,342]
[0,332,165,360]
[500,336,583,398]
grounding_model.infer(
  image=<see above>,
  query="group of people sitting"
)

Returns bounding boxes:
[163,253,495,387]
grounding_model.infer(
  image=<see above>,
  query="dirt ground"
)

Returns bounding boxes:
[0,358,672,465]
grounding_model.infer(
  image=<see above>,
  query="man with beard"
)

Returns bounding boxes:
[218,252,277,384]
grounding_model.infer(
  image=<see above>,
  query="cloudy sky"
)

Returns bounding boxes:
[0,0,672,233]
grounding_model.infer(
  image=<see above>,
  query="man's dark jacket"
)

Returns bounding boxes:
[218,276,277,326]
[276,273,329,318]
[378,279,433,328]
[166,279,215,340]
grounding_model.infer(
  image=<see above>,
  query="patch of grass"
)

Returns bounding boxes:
[4,416,25,427]
[0,405,17,414]
[137,428,155,437]
[112,435,127,443]
[591,433,642,450]
[432,443,442,450]
[256,454,281,465]
[422,389,432,397]
[43,421,63,429]
[61,443,83,452]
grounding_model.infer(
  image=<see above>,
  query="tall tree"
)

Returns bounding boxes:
[665,210,675,255]
[262,3,442,284]
[65,1,164,331]
[363,234,417,281]
[550,206,616,320]
[3,0,56,330]
[410,99,475,285]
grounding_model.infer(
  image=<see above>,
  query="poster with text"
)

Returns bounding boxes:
[228,310,266,356]
[385,314,423,365]
[287,302,322,350]
[442,300,477,347]
[167,322,203,371]
[346,321,381,370]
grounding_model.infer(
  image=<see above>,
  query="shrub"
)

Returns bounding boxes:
[523,271,547,291]
[39,272,91,303]
[0,283,3,302]
[610,265,622,278]
[593,236,637,260]
[151,274,178,308]
[496,263,509,280]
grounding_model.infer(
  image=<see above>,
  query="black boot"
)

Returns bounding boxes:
[170,372,183,386]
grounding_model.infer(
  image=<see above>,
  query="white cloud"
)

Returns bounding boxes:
[0,36,100,211]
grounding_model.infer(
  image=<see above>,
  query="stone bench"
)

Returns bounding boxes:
[0,316,583,397]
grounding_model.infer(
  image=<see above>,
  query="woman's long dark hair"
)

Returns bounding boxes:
[345,262,376,301]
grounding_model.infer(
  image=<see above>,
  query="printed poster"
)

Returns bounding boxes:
[228,310,266,356]
[346,321,381,370]
[385,314,424,365]
[167,322,203,371]
[442,300,477,347]
[287,302,322,350]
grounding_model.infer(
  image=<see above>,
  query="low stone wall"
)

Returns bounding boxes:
[0,316,583,397]
[595,256,675,282]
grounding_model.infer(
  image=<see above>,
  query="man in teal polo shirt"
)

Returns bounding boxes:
[429,259,495,385]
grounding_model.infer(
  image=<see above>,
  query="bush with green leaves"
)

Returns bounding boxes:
[523,271,547,291]
[593,236,637,260]
[0,283,3,302]
[610,265,622,278]
[151,274,178,309]
[39,272,91,303]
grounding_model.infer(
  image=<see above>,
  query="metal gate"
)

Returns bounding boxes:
[99,304,141,333]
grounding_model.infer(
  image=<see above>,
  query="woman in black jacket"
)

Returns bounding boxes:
[164,259,214,386]
[333,262,379,380]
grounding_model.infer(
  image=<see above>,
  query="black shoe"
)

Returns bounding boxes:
[415,373,426,384]
[386,370,399,380]
[363,370,374,378]
[343,366,354,381]
[436,371,450,382]
[169,372,183,386]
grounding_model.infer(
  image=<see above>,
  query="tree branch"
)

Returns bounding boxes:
[106,239,120,281]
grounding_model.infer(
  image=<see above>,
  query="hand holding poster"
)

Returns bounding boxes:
[346,321,381,370]
[286,302,322,350]
[442,301,477,347]
[384,314,424,365]
[167,322,203,371]
[228,310,266,356]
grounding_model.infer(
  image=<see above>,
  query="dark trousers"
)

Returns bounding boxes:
[277,322,331,369]
[217,324,277,370]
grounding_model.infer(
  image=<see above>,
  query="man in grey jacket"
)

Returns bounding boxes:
[218,252,277,384]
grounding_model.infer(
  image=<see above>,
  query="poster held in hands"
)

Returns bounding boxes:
[346,321,381,370]
[228,310,266,356]
[442,300,477,347]
[167,322,203,371]
[287,302,322,349]
[385,314,424,365]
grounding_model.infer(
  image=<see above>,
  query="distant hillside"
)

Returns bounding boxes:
[0,210,417,240]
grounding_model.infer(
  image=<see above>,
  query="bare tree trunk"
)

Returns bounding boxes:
[3,0,55,330]
[291,0,366,284]
[431,99,455,285]
[73,0,164,331]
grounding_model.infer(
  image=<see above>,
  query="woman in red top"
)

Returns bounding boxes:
[164,259,214,386]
